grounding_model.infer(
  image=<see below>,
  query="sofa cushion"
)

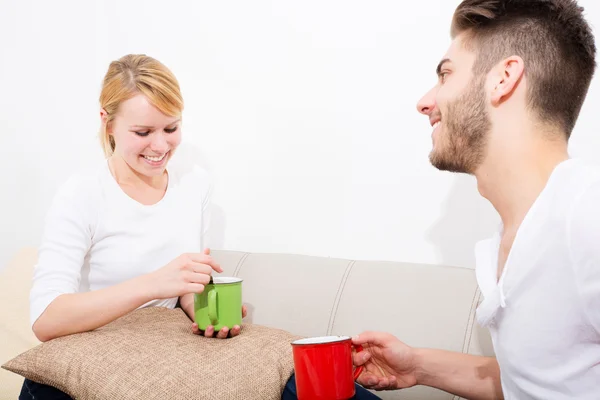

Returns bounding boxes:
[0,247,40,399]
[230,252,353,337]
[3,307,300,400]
[331,260,481,400]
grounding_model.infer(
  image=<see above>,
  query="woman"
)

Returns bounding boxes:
[21,54,244,399]
[20,54,378,400]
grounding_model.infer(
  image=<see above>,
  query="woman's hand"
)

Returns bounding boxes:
[192,305,248,338]
[147,252,223,299]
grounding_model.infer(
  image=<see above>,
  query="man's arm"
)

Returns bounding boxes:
[415,349,503,400]
[353,332,503,399]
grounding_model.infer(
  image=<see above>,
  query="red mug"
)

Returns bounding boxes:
[291,335,364,400]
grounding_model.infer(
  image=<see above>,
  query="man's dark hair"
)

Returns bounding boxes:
[452,0,596,138]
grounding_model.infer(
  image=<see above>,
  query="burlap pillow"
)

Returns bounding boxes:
[2,307,301,399]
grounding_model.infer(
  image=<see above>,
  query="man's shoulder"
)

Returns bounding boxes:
[567,158,600,187]
[567,159,600,214]
[548,159,600,217]
[565,160,600,262]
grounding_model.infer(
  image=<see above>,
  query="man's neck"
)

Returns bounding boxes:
[474,133,569,233]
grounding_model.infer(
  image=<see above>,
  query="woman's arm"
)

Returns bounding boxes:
[34,252,218,342]
[30,177,218,341]
[33,274,155,341]
[30,180,159,341]
[180,292,195,320]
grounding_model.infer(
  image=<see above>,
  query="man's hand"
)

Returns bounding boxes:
[352,331,418,390]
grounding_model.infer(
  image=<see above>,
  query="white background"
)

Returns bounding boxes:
[2,0,600,271]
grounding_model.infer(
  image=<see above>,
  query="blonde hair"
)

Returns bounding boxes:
[99,54,184,158]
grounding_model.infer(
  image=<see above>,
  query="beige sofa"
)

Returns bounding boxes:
[1,247,494,400]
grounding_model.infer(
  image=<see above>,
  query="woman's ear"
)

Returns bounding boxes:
[100,108,111,134]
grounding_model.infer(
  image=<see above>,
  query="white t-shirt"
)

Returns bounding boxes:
[29,159,212,327]
[475,158,600,399]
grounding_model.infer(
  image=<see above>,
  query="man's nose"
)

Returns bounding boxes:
[416,87,437,116]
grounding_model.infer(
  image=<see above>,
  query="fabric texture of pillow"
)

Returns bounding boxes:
[3,307,301,400]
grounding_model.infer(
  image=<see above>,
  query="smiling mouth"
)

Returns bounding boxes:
[141,152,168,162]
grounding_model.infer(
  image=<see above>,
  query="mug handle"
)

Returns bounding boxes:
[352,344,364,380]
[208,290,218,324]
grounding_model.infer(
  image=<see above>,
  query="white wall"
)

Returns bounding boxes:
[2,0,600,271]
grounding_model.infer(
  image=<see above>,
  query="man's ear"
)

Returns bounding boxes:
[490,56,525,106]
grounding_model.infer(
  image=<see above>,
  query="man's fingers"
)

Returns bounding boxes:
[387,376,398,389]
[373,376,391,390]
[352,331,376,345]
[356,372,382,388]
[352,350,371,366]
[372,376,399,391]
[352,331,390,347]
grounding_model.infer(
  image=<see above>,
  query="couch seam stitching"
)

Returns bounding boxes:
[462,286,481,353]
[326,260,355,335]
[233,253,250,277]
[453,287,481,400]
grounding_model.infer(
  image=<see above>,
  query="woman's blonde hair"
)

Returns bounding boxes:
[99,54,184,158]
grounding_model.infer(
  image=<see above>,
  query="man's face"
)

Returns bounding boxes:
[417,35,491,174]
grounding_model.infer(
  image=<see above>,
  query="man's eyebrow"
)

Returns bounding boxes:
[436,58,451,76]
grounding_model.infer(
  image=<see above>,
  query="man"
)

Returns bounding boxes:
[352,0,600,399]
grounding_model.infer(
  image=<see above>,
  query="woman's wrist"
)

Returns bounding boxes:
[179,293,195,320]
[131,273,158,304]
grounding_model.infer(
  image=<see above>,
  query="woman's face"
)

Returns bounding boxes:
[104,94,181,178]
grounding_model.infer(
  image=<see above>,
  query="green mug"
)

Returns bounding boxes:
[194,277,243,332]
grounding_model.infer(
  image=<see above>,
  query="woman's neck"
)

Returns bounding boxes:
[108,156,168,205]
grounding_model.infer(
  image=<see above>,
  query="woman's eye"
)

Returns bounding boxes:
[135,131,150,137]
[165,126,178,133]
